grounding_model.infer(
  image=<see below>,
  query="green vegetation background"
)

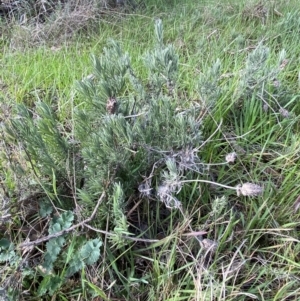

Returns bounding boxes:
[1,0,300,300]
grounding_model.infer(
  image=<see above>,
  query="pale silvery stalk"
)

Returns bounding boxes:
[180,179,263,197]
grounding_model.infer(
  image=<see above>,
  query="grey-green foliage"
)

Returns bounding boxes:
[66,238,102,277]
[201,44,289,110]
[144,19,179,96]
[240,45,275,93]
[198,58,222,106]
[73,20,204,249]
[37,237,102,297]
[76,20,203,202]
[0,238,20,265]
[5,102,75,186]
[0,210,102,298]
[43,211,74,272]
[278,12,300,35]
[109,183,131,248]
[77,40,130,108]
[239,45,287,105]
[1,19,203,295]
[37,210,102,297]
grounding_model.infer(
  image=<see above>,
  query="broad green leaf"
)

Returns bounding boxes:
[58,211,74,229]
[66,255,84,277]
[0,238,11,249]
[39,201,53,217]
[0,250,16,262]
[80,239,102,265]
[49,223,61,234]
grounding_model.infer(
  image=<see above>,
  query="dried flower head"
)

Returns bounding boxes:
[138,181,153,197]
[199,238,218,253]
[279,108,290,118]
[236,183,263,197]
[176,147,201,172]
[157,185,181,209]
[225,152,237,163]
[279,59,289,70]
[106,97,118,114]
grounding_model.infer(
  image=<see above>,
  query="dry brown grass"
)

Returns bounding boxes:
[2,0,122,49]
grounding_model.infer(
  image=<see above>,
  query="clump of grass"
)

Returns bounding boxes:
[1,0,130,49]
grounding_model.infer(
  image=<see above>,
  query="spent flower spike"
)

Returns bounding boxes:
[225,152,237,163]
[236,183,263,197]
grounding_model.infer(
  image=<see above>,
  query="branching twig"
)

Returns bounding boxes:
[19,191,106,249]
[19,189,209,247]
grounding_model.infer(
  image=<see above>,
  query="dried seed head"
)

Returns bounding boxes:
[225,152,237,163]
[157,185,181,209]
[236,183,263,197]
[199,238,218,253]
[279,108,289,118]
[177,147,200,172]
[279,59,289,70]
[106,97,118,114]
[157,185,170,197]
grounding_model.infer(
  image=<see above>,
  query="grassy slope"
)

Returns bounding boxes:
[1,0,300,300]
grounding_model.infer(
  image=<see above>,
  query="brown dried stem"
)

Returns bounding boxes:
[19,191,106,249]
